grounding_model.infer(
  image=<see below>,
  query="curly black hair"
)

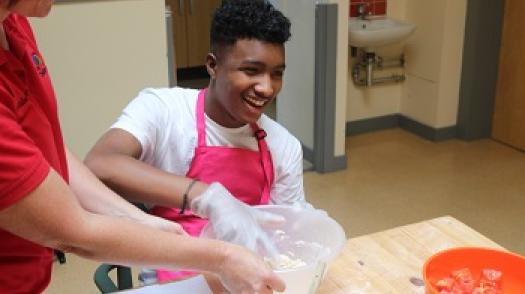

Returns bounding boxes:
[210,0,291,54]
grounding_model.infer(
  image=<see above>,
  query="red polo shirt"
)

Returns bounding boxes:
[0,14,69,293]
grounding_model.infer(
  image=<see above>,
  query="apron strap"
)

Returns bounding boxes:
[196,89,207,147]
[196,88,273,204]
[250,123,274,204]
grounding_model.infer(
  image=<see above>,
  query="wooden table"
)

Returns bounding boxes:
[317,216,504,293]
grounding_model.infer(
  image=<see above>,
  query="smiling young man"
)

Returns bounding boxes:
[0,0,285,293]
[85,0,312,284]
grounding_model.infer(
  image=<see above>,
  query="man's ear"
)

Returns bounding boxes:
[206,53,218,79]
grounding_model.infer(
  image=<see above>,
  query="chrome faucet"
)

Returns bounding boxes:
[357,3,371,20]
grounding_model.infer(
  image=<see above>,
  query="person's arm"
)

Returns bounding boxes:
[85,128,207,207]
[86,128,284,255]
[0,169,284,293]
[66,147,186,234]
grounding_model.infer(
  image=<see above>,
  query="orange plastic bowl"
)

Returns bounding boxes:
[423,247,525,294]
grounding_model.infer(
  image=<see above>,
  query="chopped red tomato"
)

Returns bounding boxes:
[433,268,503,294]
[451,268,474,282]
[436,277,455,291]
[451,268,476,293]
[472,286,503,294]
[480,269,503,289]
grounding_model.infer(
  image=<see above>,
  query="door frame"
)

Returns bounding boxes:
[456,0,505,140]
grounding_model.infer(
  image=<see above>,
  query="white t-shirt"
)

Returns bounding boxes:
[111,87,309,207]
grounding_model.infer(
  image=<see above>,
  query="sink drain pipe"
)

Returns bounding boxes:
[352,50,406,87]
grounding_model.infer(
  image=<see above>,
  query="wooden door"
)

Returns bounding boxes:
[492,0,525,150]
[166,0,189,68]
[185,0,222,67]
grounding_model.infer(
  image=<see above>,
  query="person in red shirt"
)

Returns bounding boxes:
[0,1,284,293]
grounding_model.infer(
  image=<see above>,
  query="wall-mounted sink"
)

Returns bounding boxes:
[348,17,416,48]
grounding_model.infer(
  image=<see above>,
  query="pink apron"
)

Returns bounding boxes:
[151,88,274,282]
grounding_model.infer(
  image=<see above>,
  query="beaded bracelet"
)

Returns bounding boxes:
[180,179,198,215]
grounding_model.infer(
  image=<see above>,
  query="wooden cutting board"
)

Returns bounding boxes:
[317,216,503,293]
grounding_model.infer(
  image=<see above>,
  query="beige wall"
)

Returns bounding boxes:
[400,0,446,126]
[347,0,467,129]
[31,0,169,158]
[275,0,316,150]
[346,0,406,122]
[401,0,467,128]
[436,0,467,127]
[276,0,348,157]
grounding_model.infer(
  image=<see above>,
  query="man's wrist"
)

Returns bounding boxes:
[187,181,210,216]
[180,179,199,214]
[210,240,232,273]
[188,181,208,201]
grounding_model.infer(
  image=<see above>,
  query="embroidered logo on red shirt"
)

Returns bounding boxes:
[32,53,47,76]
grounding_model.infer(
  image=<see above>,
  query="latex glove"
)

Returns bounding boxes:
[191,182,283,257]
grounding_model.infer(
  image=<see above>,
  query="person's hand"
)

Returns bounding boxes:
[191,182,283,257]
[216,243,286,293]
[139,214,188,235]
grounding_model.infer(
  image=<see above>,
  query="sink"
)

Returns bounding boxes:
[348,17,416,48]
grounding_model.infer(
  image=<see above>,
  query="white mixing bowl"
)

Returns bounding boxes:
[201,205,346,293]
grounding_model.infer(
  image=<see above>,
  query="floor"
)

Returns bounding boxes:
[45,129,525,293]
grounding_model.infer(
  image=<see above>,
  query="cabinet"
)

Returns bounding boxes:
[166,0,222,68]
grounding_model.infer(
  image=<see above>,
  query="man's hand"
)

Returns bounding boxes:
[216,243,285,293]
[191,183,283,256]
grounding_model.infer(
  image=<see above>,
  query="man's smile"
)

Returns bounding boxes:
[243,95,269,108]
